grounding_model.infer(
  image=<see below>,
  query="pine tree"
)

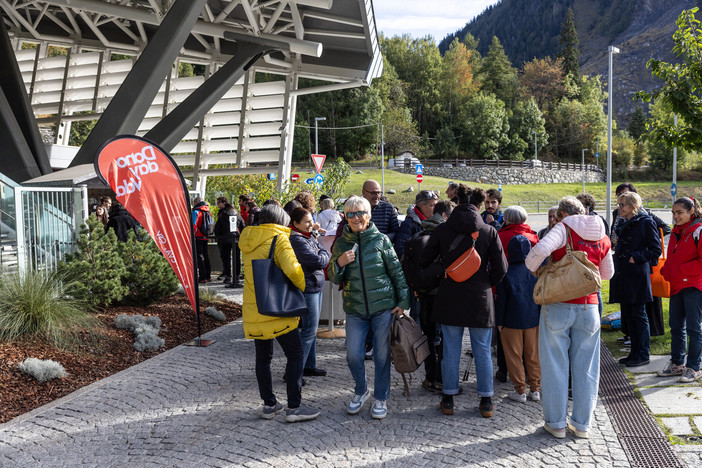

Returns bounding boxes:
[628,106,647,140]
[479,36,520,107]
[558,8,580,80]
[58,215,128,308]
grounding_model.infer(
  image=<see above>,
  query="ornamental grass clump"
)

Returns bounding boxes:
[0,270,96,347]
[114,314,164,351]
[19,358,68,382]
[205,306,226,321]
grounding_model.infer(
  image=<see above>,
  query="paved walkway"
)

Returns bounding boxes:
[0,281,694,467]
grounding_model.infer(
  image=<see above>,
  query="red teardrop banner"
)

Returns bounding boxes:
[94,135,198,315]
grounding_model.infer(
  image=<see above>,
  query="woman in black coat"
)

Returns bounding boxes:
[419,185,507,418]
[610,191,662,367]
[289,207,332,377]
[215,197,245,283]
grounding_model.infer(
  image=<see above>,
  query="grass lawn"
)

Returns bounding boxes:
[339,169,702,212]
[599,280,672,359]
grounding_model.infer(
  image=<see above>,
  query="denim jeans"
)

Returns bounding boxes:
[621,303,650,361]
[670,288,702,371]
[539,302,600,432]
[441,325,493,397]
[301,291,323,370]
[345,311,392,401]
[254,328,303,409]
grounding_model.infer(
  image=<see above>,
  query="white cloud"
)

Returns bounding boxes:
[374,0,499,44]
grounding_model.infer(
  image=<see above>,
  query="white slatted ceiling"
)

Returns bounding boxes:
[14,49,287,166]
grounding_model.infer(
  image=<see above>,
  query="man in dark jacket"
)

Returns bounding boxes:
[106,204,139,242]
[395,190,439,258]
[362,179,400,241]
[192,197,212,283]
[402,200,455,393]
[420,197,507,418]
[482,188,504,230]
[215,197,245,284]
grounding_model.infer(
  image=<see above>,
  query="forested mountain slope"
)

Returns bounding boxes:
[439,0,700,122]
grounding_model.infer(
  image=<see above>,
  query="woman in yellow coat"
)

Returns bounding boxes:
[239,204,320,423]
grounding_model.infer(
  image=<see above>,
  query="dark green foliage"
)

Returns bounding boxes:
[117,230,179,307]
[558,8,580,79]
[628,106,647,141]
[59,215,127,308]
[479,37,520,107]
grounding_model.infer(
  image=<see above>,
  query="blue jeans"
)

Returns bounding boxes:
[670,288,702,371]
[301,292,323,370]
[539,302,600,432]
[441,325,493,397]
[621,303,650,361]
[345,311,393,400]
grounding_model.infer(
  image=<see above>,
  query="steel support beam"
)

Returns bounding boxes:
[70,0,209,166]
[146,36,291,152]
[0,22,51,180]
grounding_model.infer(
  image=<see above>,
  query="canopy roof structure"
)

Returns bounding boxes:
[1,0,383,191]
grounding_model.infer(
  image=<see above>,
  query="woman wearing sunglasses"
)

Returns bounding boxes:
[328,195,410,420]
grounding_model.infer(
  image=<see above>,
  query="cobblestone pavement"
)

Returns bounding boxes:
[0,317,634,467]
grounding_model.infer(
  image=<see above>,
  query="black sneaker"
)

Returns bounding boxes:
[625,358,650,368]
[285,405,320,422]
[303,368,327,377]
[495,368,507,383]
[440,395,454,415]
[479,397,494,418]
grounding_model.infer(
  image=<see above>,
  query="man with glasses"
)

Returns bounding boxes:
[362,180,400,242]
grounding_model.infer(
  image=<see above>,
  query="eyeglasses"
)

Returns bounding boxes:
[363,189,382,196]
[617,203,629,208]
[345,211,367,219]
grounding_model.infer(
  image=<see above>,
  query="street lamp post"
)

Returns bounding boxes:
[606,45,620,227]
[581,148,589,193]
[314,117,326,154]
[534,130,538,161]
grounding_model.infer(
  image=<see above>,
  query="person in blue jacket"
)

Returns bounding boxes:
[496,235,541,404]
[289,207,332,378]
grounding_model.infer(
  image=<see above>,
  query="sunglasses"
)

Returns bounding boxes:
[420,190,439,200]
[345,211,367,219]
[617,203,629,208]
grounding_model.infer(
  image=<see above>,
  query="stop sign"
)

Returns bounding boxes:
[291,173,300,182]
[416,174,423,183]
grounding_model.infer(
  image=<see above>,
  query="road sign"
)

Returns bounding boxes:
[268,173,276,180]
[595,152,600,158]
[291,173,299,182]
[416,164,423,174]
[305,177,314,184]
[314,173,324,185]
[311,154,326,173]
[671,183,677,197]
[498,184,502,192]
[416,174,423,183]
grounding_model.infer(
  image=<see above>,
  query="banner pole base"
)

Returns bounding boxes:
[184,338,216,347]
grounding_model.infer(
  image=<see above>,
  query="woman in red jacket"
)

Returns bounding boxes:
[658,197,702,383]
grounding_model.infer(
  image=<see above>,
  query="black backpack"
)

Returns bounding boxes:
[401,231,443,294]
[198,210,214,237]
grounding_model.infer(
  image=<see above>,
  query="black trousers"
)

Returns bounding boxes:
[254,328,303,409]
[196,239,211,281]
[419,294,442,384]
[218,241,232,277]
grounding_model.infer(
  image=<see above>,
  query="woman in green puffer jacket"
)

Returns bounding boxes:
[328,195,410,420]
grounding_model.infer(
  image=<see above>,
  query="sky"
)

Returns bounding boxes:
[374,0,500,44]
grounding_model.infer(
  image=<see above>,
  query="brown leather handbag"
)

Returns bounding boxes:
[445,231,481,282]
[650,228,670,298]
[533,226,601,305]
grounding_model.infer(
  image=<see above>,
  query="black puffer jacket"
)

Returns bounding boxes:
[609,212,661,304]
[289,230,331,294]
[419,204,507,328]
[214,206,245,244]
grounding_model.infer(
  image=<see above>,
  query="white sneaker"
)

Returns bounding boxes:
[508,391,527,403]
[371,399,387,419]
[657,360,686,377]
[529,390,541,402]
[347,389,371,414]
[679,368,702,383]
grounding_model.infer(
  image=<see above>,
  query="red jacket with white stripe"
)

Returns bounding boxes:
[661,217,702,295]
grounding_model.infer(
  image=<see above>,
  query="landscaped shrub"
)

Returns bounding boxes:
[114,314,165,351]
[205,306,226,321]
[18,358,68,382]
[0,270,97,346]
[117,229,179,306]
[58,215,127,308]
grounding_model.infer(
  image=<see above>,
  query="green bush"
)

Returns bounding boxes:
[0,270,97,346]
[59,215,127,308]
[117,230,179,306]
